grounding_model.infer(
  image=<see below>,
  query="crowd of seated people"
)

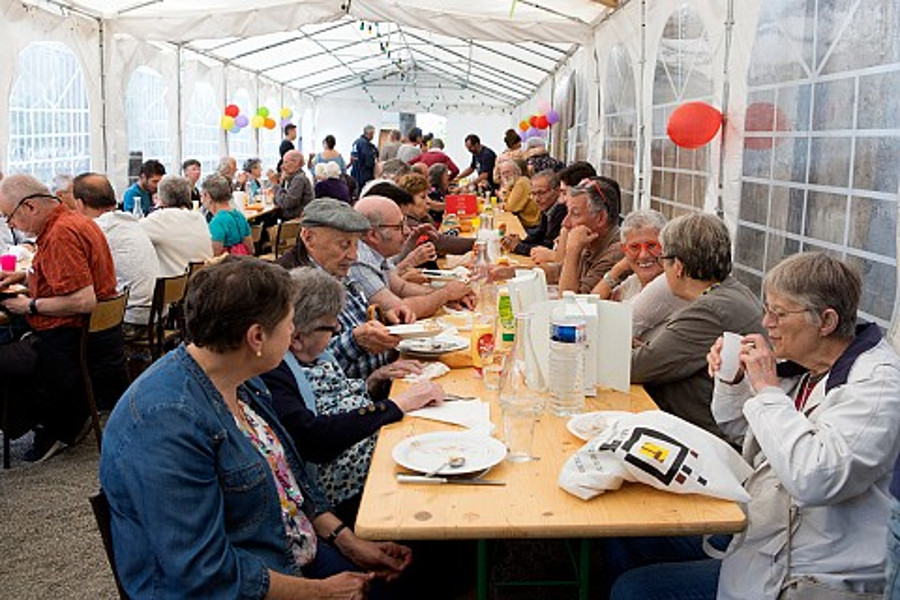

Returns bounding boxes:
[3,124,900,600]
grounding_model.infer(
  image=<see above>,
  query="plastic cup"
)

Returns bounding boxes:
[718,331,743,382]
[503,406,536,462]
[0,254,16,272]
[483,361,503,391]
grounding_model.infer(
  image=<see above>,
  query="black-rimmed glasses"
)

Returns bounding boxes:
[762,303,811,323]
[3,193,57,222]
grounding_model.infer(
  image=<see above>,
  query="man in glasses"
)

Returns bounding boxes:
[277,198,402,384]
[557,176,625,295]
[0,174,118,462]
[351,195,475,320]
[501,169,565,257]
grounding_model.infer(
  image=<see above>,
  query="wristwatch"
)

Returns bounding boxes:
[602,272,620,289]
[326,522,347,544]
[29,297,38,314]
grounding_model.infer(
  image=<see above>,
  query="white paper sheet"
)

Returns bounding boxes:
[407,400,493,434]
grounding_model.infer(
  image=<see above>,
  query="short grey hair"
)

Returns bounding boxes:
[363,124,376,135]
[428,163,449,188]
[158,175,193,208]
[659,212,731,282]
[498,159,521,178]
[0,173,53,204]
[764,252,861,340]
[430,138,445,149]
[202,173,233,203]
[217,156,236,174]
[532,169,559,189]
[51,174,73,193]
[289,266,346,332]
[620,209,667,242]
[381,159,411,180]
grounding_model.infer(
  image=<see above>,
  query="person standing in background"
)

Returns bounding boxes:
[278,123,298,173]
[350,125,378,193]
[182,159,202,206]
[380,129,402,162]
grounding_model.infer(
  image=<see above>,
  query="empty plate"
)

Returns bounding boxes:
[386,323,442,339]
[392,431,507,475]
[397,334,469,356]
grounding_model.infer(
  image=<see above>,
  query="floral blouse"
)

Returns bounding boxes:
[235,399,318,569]
[302,355,377,506]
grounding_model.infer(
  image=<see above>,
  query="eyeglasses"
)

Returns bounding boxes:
[379,222,408,232]
[763,303,811,323]
[655,254,677,264]
[623,241,662,257]
[2,193,57,221]
[312,323,342,336]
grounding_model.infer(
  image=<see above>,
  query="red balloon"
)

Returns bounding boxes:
[536,115,549,130]
[667,102,722,149]
[744,102,792,150]
[529,115,538,127]
[224,104,239,118]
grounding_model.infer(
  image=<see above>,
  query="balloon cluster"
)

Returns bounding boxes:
[516,100,560,142]
[221,105,294,133]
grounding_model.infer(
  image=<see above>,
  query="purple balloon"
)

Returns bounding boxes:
[235,114,249,128]
[520,129,531,141]
[229,125,241,134]
[546,109,560,125]
[526,126,540,138]
[281,118,292,127]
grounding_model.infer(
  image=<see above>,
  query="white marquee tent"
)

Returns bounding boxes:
[1,0,899,341]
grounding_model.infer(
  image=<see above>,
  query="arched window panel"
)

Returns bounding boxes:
[735,0,900,327]
[258,95,281,171]
[228,88,255,163]
[8,42,91,185]
[126,66,171,171]
[184,82,220,176]
[649,4,714,220]
[566,74,589,163]
[551,73,571,161]
[600,44,638,216]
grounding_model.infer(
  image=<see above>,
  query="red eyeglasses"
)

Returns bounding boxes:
[622,240,662,257]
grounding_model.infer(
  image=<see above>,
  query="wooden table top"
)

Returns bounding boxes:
[355,369,747,541]
[241,205,278,221]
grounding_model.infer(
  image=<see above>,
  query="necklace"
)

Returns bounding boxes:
[701,282,721,296]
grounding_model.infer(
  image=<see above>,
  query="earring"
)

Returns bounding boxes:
[256,349,262,358]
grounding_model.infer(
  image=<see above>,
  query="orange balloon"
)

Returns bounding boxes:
[667,102,722,149]
[519,120,529,132]
[264,118,276,130]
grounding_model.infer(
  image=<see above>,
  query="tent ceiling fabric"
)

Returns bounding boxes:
[48,0,614,108]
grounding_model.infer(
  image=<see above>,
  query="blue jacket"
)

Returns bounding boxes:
[99,345,330,599]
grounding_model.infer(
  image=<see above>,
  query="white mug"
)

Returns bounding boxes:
[717,331,743,382]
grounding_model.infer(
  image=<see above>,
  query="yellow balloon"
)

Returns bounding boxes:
[251,115,265,128]
[280,107,293,119]
[221,115,235,130]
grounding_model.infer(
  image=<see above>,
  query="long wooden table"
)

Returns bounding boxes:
[355,370,747,598]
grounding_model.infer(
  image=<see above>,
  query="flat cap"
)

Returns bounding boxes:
[300,198,371,232]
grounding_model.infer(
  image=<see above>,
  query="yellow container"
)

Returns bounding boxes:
[470,321,495,369]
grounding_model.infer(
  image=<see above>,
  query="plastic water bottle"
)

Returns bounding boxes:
[548,291,586,416]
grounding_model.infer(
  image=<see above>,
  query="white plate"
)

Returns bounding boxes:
[385,323,442,339]
[422,269,462,281]
[566,411,633,441]
[397,334,469,356]
[392,431,507,475]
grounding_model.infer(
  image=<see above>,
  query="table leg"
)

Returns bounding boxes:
[477,539,488,600]
[579,538,591,600]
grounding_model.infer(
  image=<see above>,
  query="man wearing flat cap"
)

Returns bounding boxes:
[278,199,401,381]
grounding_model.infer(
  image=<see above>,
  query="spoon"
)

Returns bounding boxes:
[424,455,466,478]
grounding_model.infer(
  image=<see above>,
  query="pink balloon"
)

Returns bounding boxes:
[546,109,560,125]
[537,100,552,114]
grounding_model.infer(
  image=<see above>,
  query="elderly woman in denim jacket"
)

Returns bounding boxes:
[262,267,443,525]
[100,257,412,599]
[608,252,900,600]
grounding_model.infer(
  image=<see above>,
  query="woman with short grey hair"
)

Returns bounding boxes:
[157,175,193,208]
[261,266,444,524]
[591,209,670,302]
[609,252,900,599]
[630,212,765,437]
[242,157,264,198]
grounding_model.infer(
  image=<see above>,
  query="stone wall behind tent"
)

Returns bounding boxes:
[0,2,102,182]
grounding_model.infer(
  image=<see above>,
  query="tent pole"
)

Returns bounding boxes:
[99,18,108,173]
[716,0,735,219]
[636,0,647,209]
[176,43,183,172]
[223,68,229,157]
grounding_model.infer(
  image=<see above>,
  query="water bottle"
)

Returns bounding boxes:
[131,196,144,219]
[548,291,586,416]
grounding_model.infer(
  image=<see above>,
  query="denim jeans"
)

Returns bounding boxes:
[600,535,722,600]
[886,497,900,599]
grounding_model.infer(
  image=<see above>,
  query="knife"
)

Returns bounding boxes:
[396,474,505,486]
